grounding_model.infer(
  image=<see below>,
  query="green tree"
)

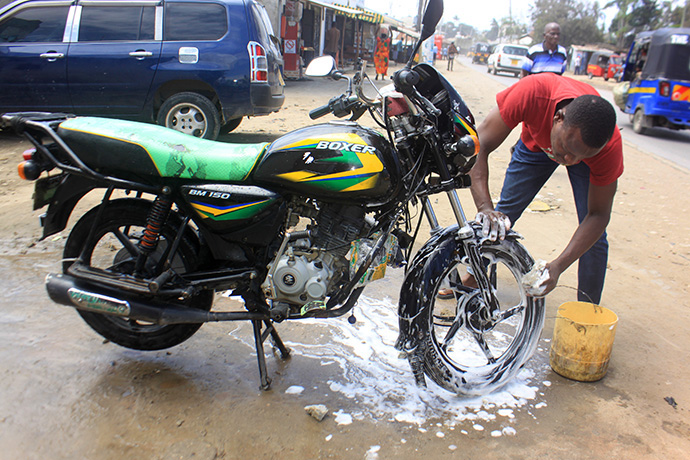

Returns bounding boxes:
[606,0,664,47]
[530,0,604,47]
[628,0,661,27]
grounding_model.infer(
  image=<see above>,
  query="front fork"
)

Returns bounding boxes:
[421,192,501,318]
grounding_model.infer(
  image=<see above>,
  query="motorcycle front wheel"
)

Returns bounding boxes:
[63,199,214,351]
[406,235,544,395]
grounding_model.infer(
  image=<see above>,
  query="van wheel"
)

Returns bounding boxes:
[221,117,242,133]
[588,73,593,79]
[158,92,220,140]
[632,108,648,135]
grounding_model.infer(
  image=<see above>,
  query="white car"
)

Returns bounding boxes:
[487,44,529,77]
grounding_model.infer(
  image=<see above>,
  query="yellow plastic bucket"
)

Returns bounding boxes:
[549,301,618,382]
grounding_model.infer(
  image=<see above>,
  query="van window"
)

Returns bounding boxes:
[164,3,227,41]
[78,6,155,41]
[0,6,69,43]
[503,46,527,56]
[251,2,280,54]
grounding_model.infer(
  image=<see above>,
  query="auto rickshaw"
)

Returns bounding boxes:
[471,43,491,64]
[615,28,690,135]
[586,51,622,81]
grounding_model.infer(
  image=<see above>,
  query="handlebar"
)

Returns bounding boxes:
[309,95,360,120]
[309,103,332,120]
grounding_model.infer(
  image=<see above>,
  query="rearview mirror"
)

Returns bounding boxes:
[305,55,336,77]
[420,0,443,42]
[404,0,444,68]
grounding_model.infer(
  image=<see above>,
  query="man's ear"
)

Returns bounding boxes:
[553,108,565,124]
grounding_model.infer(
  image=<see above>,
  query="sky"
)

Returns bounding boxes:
[361,0,616,33]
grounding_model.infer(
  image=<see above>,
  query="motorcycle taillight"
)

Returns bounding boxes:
[248,41,268,83]
[22,148,36,161]
[660,81,671,97]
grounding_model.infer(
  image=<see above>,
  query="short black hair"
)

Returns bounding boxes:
[563,95,616,149]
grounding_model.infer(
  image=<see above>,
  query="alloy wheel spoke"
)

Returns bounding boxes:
[441,317,463,351]
[494,304,525,323]
[473,332,496,364]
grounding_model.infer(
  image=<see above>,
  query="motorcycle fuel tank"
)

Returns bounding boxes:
[252,123,400,206]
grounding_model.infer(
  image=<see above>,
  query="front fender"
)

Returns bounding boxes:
[397,224,465,351]
[41,174,97,239]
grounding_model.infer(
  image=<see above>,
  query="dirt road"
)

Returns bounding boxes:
[1,59,689,460]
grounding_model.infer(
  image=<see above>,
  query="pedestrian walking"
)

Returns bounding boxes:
[447,43,457,71]
[374,26,391,80]
[325,23,340,65]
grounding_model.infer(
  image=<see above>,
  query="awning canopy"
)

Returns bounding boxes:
[332,3,383,23]
[307,0,363,16]
[391,25,419,40]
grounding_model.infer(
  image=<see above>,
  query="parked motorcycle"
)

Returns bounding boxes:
[4,0,544,395]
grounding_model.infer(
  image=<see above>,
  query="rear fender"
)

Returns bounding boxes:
[41,174,97,240]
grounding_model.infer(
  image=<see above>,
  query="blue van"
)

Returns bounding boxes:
[619,28,690,135]
[0,0,284,139]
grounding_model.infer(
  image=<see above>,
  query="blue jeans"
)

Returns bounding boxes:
[495,140,608,304]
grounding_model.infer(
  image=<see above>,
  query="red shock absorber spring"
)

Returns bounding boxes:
[139,197,173,254]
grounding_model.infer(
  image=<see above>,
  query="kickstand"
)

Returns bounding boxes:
[251,319,291,390]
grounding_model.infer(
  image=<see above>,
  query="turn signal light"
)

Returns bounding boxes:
[660,81,671,97]
[18,160,41,181]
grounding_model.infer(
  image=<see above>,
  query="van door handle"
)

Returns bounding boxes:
[129,50,153,60]
[39,52,65,62]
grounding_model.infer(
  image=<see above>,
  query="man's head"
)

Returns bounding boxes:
[543,23,561,51]
[549,95,617,166]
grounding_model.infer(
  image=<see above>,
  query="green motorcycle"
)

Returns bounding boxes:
[4,0,543,395]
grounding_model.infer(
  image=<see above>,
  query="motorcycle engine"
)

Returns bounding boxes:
[262,204,369,308]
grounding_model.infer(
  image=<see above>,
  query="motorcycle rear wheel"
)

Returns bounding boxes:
[410,236,544,395]
[63,199,213,350]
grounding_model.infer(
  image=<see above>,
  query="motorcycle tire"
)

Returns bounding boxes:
[63,199,214,351]
[402,231,544,395]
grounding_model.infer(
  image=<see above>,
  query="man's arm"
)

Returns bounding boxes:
[468,106,514,238]
[470,107,512,212]
[542,180,617,294]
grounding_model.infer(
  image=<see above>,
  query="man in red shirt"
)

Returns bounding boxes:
[469,73,623,304]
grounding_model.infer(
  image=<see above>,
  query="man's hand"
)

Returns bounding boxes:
[539,261,561,296]
[522,260,560,297]
[476,210,511,241]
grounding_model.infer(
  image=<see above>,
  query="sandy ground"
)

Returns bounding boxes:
[0,59,689,459]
